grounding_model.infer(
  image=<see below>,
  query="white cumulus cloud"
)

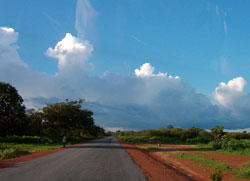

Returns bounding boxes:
[135,63,167,77]
[46,33,93,73]
[0,27,18,46]
[214,77,247,107]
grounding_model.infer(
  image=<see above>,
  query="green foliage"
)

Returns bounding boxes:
[0,148,29,159]
[210,168,224,181]
[221,139,249,150]
[0,135,99,159]
[0,82,27,136]
[237,162,250,178]
[26,109,44,136]
[0,135,56,144]
[225,132,250,140]
[117,127,213,144]
[42,99,93,136]
[197,142,250,157]
[211,126,224,149]
[209,139,250,151]
[0,82,104,137]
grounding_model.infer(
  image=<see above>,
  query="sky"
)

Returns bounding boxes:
[1,0,250,131]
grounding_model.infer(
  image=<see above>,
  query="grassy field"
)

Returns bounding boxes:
[174,152,231,170]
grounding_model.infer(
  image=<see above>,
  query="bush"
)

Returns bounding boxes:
[210,168,224,181]
[0,148,29,159]
[221,139,245,150]
[209,139,250,151]
[238,162,250,178]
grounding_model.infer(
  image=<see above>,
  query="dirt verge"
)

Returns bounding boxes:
[121,142,250,181]
[119,141,202,181]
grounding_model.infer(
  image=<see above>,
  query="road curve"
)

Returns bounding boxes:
[0,136,146,181]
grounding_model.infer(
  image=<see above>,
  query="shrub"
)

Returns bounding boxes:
[238,162,250,178]
[221,139,245,150]
[0,148,29,159]
[210,168,224,181]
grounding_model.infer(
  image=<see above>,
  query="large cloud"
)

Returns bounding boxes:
[214,77,247,107]
[47,33,93,73]
[1,26,250,130]
[0,27,18,45]
[214,77,250,123]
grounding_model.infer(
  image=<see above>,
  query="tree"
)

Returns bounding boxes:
[26,109,43,136]
[0,82,27,136]
[42,99,96,136]
[211,126,224,149]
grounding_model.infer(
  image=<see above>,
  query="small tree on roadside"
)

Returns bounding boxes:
[211,126,224,149]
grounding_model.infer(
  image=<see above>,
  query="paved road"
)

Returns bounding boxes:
[0,137,146,181]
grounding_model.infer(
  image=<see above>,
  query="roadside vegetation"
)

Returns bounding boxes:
[0,82,105,159]
[237,162,250,179]
[174,152,231,171]
[116,126,250,156]
[115,126,250,179]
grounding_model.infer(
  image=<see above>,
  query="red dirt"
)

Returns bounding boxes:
[0,141,95,170]
[131,144,250,181]
[120,141,201,181]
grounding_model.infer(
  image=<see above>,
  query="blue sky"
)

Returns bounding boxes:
[1,0,250,131]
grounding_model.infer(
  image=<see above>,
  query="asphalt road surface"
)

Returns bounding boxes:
[0,136,146,181]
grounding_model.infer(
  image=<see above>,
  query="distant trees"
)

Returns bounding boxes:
[26,109,43,136]
[0,82,104,137]
[0,82,27,136]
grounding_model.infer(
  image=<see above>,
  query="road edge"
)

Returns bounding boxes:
[117,138,201,181]
[0,137,104,170]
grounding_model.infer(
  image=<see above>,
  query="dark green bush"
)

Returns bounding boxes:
[226,132,250,140]
[209,139,250,150]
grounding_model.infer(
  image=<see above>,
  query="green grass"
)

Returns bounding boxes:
[0,143,62,159]
[195,144,250,157]
[147,146,160,152]
[237,162,250,179]
[173,152,231,171]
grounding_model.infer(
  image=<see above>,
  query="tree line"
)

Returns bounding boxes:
[0,82,104,137]
[115,125,250,147]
